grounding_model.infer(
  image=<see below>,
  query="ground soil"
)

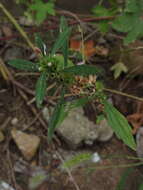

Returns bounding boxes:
[1,1,143,190]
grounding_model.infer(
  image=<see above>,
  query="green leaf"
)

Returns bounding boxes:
[62,65,103,76]
[48,88,65,142]
[103,100,136,150]
[60,16,68,32]
[69,96,92,110]
[35,71,48,108]
[92,5,115,33]
[8,59,39,71]
[62,41,68,67]
[60,16,70,68]
[125,0,139,13]
[54,55,73,71]
[138,0,143,11]
[29,172,47,190]
[110,62,128,79]
[29,1,55,24]
[51,27,71,55]
[112,11,143,44]
[92,5,114,17]
[60,16,69,68]
[62,152,92,170]
[115,168,134,190]
[97,21,110,33]
[35,34,46,55]
[139,183,143,190]
[124,20,143,44]
[112,13,138,33]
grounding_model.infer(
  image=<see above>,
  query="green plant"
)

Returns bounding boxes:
[92,0,143,44]
[16,0,56,24]
[8,16,136,150]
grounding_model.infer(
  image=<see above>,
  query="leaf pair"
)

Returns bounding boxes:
[51,17,71,56]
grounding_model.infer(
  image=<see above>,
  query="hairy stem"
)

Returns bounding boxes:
[0,3,35,51]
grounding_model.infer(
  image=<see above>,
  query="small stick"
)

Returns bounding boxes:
[17,88,47,130]
[1,117,12,130]
[56,151,81,190]
[104,88,143,102]
[0,3,35,52]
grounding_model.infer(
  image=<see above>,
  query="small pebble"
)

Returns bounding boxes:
[11,118,18,126]
[91,152,101,163]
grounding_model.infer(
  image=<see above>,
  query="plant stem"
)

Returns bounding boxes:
[0,3,35,52]
[104,88,143,102]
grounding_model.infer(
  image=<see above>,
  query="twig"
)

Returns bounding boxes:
[15,72,40,77]
[1,117,12,130]
[27,82,57,105]
[0,57,11,81]
[23,110,43,130]
[56,151,81,190]
[6,140,18,190]
[0,2,35,51]
[104,88,143,102]
[17,88,47,130]
[13,80,35,95]
[0,14,115,41]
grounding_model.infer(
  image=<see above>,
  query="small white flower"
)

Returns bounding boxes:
[91,152,101,163]
[47,62,52,67]
[38,67,42,71]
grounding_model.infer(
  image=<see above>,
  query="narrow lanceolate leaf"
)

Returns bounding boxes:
[139,183,143,190]
[103,100,136,150]
[62,152,92,170]
[51,27,71,55]
[62,40,68,68]
[35,71,48,108]
[60,16,69,67]
[35,34,46,55]
[48,88,65,142]
[60,16,68,32]
[62,65,103,76]
[8,59,38,71]
[115,168,134,190]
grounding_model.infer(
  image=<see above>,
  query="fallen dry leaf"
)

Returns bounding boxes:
[70,39,96,57]
[127,101,143,134]
[70,38,109,58]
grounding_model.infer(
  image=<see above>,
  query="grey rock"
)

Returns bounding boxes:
[96,119,114,142]
[43,107,113,149]
[56,108,113,149]
[56,108,93,149]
